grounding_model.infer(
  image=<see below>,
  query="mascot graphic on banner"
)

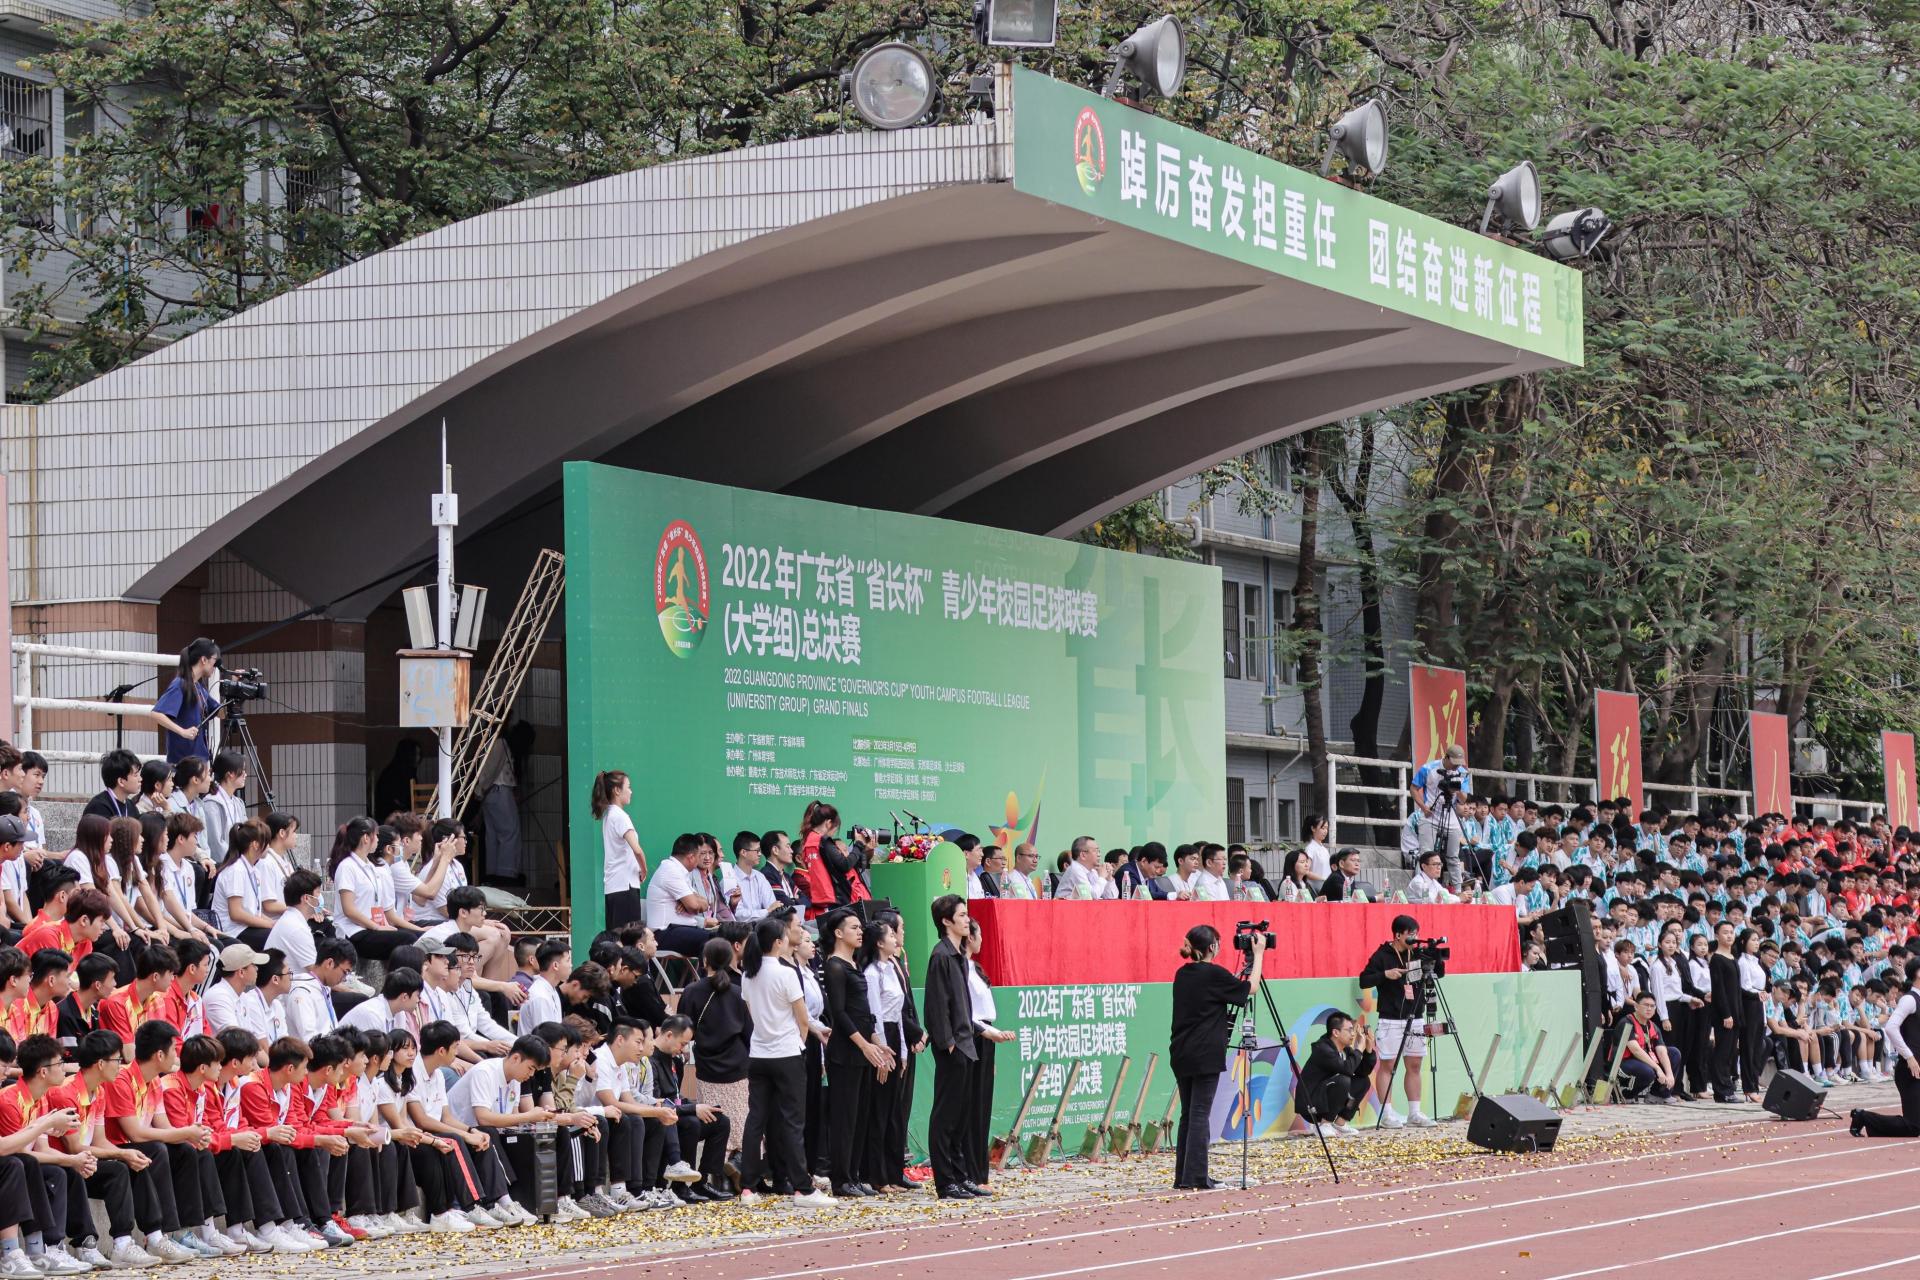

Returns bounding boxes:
[654,519,709,658]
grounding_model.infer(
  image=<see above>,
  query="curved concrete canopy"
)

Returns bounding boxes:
[14,110,1567,613]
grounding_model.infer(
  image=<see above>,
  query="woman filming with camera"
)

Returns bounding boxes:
[1168,923,1263,1191]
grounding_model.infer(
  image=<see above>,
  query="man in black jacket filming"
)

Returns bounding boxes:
[1296,1012,1377,1137]
[1359,914,1443,1128]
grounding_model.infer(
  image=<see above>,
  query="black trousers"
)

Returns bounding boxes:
[408,1144,477,1215]
[54,1166,95,1246]
[81,1159,136,1239]
[1677,1004,1712,1095]
[604,890,643,931]
[1740,994,1765,1093]
[655,925,711,958]
[1173,1072,1220,1189]
[173,1147,225,1226]
[1854,1058,1920,1138]
[0,1157,30,1233]
[342,1144,378,1217]
[740,1055,807,1196]
[8,1154,58,1243]
[673,1110,730,1185]
[1712,1013,1741,1096]
[291,1148,333,1223]
[1299,1075,1364,1124]
[343,928,415,962]
[824,1055,872,1189]
[604,1114,648,1193]
[802,1038,826,1176]
[215,1148,279,1227]
[861,1029,907,1189]
[124,1141,185,1233]
[928,1046,974,1191]
[964,1035,995,1185]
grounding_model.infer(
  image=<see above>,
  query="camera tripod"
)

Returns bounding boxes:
[1373,951,1482,1128]
[219,703,276,810]
[1229,955,1339,1186]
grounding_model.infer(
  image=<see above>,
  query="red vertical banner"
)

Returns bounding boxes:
[1408,665,1468,766]
[1881,731,1917,831]
[1593,690,1643,814]
[1748,711,1791,817]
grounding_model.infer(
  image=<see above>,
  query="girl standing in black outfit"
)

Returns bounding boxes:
[1167,924,1260,1191]
[856,920,909,1191]
[820,908,892,1197]
[677,937,752,1159]
[1680,930,1715,1097]
[1708,920,1743,1103]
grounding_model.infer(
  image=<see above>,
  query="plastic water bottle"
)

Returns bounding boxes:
[1281,879,1297,903]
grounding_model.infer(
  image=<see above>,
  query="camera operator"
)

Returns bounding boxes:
[1296,1012,1376,1138]
[1359,915,1442,1128]
[1409,743,1471,889]
[1168,924,1262,1191]
[149,638,221,764]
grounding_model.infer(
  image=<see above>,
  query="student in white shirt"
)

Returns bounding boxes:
[241,950,292,1041]
[204,943,269,1035]
[729,835,775,922]
[737,917,830,1208]
[257,814,302,921]
[419,937,507,1061]
[411,819,471,922]
[286,937,358,1043]
[1190,846,1232,903]
[443,1037,551,1223]
[402,1021,497,1230]
[444,933,515,1050]
[155,813,220,946]
[420,888,524,1006]
[193,752,248,865]
[1303,814,1333,889]
[592,772,648,931]
[518,939,569,1033]
[340,967,425,1037]
[331,817,421,962]
[263,869,325,972]
[859,920,911,1189]
[212,819,274,949]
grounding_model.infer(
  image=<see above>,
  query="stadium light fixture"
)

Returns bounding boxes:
[844,43,938,130]
[1537,207,1612,261]
[1478,160,1541,235]
[1319,99,1388,179]
[974,0,1058,47]
[1105,16,1187,99]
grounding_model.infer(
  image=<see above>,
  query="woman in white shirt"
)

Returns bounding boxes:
[212,817,274,949]
[591,771,648,931]
[858,921,909,1189]
[1303,814,1332,889]
[1735,928,1769,1102]
[65,814,134,951]
[257,814,302,921]
[331,816,419,962]
[737,917,831,1208]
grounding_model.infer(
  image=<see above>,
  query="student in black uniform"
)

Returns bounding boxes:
[1852,958,1920,1138]
[1168,925,1258,1190]
[1708,921,1744,1103]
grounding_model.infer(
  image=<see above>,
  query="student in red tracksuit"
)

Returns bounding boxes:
[306,1034,376,1241]
[286,1035,356,1245]
[235,1036,343,1249]
[160,1034,272,1255]
[210,1028,310,1254]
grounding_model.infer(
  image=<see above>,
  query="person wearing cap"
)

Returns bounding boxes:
[420,935,510,1062]
[338,968,424,1037]
[202,943,269,1037]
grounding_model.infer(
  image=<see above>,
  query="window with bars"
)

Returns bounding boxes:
[286,161,344,248]
[1226,777,1246,845]
[0,73,54,229]
[1271,586,1298,685]
[1241,583,1263,682]
[62,95,97,237]
[1222,582,1240,680]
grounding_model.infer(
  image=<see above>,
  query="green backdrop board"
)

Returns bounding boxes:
[563,462,1226,946]
[902,970,1585,1162]
[1011,67,1585,367]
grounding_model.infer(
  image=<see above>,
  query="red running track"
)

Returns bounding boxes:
[495,1122,1919,1280]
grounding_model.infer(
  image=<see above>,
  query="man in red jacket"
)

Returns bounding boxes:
[153,1033,249,1256]
[214,1028,318,1254]
[157,940,212,1042]
[237,1036,346,1247]
[17,889,109,966]
[101,1020,215,1261]
[99,949,179,1046]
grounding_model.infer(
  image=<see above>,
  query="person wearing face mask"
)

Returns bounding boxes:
[263,870,327,973]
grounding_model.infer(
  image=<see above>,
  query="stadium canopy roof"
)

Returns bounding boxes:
[20,69,1581,613]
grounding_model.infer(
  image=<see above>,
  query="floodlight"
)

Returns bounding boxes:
[975,0,1058,47]
[844,43,937,130]
[1478,160,1541,235]
[1107,15,1186,99]
[1319,99,1388,178]
[1537,207,1612,261]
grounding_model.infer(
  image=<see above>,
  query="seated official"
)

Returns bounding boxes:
[1115,846,1170,901]
[1318,848,1365,902]
[1295,1012,1376,1137]
[1052,838,1117,901]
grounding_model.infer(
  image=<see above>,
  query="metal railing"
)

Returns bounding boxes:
[12,640,172,764]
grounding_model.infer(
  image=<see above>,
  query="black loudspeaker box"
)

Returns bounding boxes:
[1763,1068,1827,1121]
[1467,1093,1562,1154]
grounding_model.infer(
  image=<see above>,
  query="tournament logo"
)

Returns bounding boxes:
[653,520,709,658]
[1073,107,1106,196]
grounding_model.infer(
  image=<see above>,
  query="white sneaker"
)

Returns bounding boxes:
[737,1189,760,1207]
[2,1254,44,1279]
[106,1241,158,1269]
[1312,1122,1336,1138]
[1333,1121,1361,1137]
[146,1237,197,1264]
[346,1216,392,1239]
[386,1212,428,1235]
[1406,1107,1436,1128]
[458,1206,499,1229]
[231,1226,272,1254]
[35,1249,92,1276]
[273,1225,324,1254]
[551,1197,588,1223]
[662,1161,701,1184]
[72,1247,110,1270]
[200,1228,248,1257]
[792,1189,837,1209]
[492,1199,536,1228]
[427,1212,474,1235]
[1378,1105,1407,1129]
[604,1186,640,1211]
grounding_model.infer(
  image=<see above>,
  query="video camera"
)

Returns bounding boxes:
[1233,919,1277,954]
[1435,766,1466,796]
[216,663,268,704]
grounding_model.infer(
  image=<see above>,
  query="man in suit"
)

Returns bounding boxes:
[1296,1012,1377,1137]
[968,847,1003,900]
[1115,845,1171,901]
[1319,847,1365,902]
[922,895,980,1199]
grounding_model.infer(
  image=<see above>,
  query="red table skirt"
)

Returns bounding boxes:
[967,900,1520,986]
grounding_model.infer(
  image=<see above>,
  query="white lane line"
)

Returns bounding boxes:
[1243,1164,1920,1280]
[508,1120,1851,1280]
[996,1140,1915,1280]
[1805,1251,1920,1280]
[1534,1204,1917,1280]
